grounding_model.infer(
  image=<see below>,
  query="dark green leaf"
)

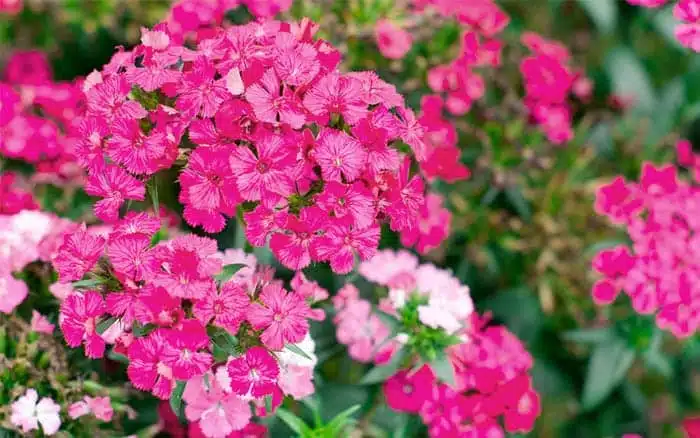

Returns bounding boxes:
[647,78,685,145]
[207,326,240,357]
[325,404,361,435]
[214,263,246,283]
[106,349,129,364]
[582,339,636,410]
[586,123,614,157]
[504,186,531,221]
[263,394,273,413]
[148,179,159,216]
[169,381,186,424]
[576,0,617,33]
[96,316,118,335]
[275,407,309,435]
[360,347,406,385]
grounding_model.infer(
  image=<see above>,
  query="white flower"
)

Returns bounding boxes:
[276,333,317,368]
[10,389,61,435]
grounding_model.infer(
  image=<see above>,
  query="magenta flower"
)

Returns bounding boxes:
[374,20,413,60]
[0,275,28,314]
[161,319,213,380]
[106,118,167,175]
[59,291,107,358]
[384,366,435,413]
[247,283,310,350]
[227,346,280,398]
[272,33,320,87]
[52,226,106,282]
[127,329,176,399]
[84,164,146,223]
[314,129,367,183]
[246,69,306,129]
[229,134,295,206]
[152,235,222,299]
[176,58,229,119]
[180,147,241,233]
[193,281,250,332]
[107,234,156,281]
[314,224,380,274]
[303,72,367,125]
[269,207,326,271]
[316,181,375,229]
[86,76,147,124]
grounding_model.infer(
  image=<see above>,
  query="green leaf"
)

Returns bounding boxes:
[263,394,273,413]
[652,6,684,50]
[214,263,246,283]
[586,123,614,157]
[169,381,186,424]
[275,407,310,435]
[325,404,361,435]
[360,347,406,385]
[286,343,313,361]
[430,352,455,387]
[96,316,118,335]
[582,339,636,410]
[605,47,656,113]
[375,310,402,336]
[562,327,616,344]
[647,78,685,145]
[148,179,159,216]
[132,322,157,338]
[71,278,104,289]
[207,326,240,357]
[576,0,617,33]
[504,186,531,221]
[642,330,672,378]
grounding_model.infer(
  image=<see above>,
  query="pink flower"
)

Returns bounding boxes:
[229,134,295,206]
[161,319,213,380]
[400,193,451,254]
[316,181,375,229]
[68,396,114,422]
[106,118,167,175]
[247,283,310,350]
[246,69,306,129]
[86,76,148,124]
[4,50,51,85]
[52,225,106,282]
[193,281,250,332]
[176,58,229,119]
[31,311,55,334]
[107,234,156,281]
[227,346,280,397]
[60,291,107,358]
[269,207,326,271]
[0,0,23,15]
[278,364,315,399]
[384,366,435,413]
[127,329,176,399]
[85,164,146,223]
[180,147,241,233]
[314,129,367,183]
[0,275,28,313]
[375,20,413,60]
[183,372,251,438]
[627,0,668,6]
[314,224,380,274]
[10,389,61,435]
[153,234,222,299]
[303,72,368,125]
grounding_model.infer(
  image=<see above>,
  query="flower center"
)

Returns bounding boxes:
[256,161,270,173]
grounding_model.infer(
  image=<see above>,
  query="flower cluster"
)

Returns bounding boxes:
[0,171,38,215]
[520,32,581,144]
[52,214,324,436]
[593,162,700,337]
[1,51,84,184]
[0,209,76,314]
[75,18,447,271]
[338,250,540,436]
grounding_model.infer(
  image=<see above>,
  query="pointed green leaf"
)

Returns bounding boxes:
[605,47,656,113]
[148,179,159,216]
[562,327,615,344]
[170,381,186,424]
[96,316,118,335]
[375,309,401,336]
[326,404,361,435]
[275,407,310,434]
[207,326,240,357]
[263,395,273,413]
[582,339,636,410]
[430,352,455,387]
[214,263,246,283]
[72,278,104,289]
[286,343,313,361]
[504,186,531,221]
[576,0,617,33]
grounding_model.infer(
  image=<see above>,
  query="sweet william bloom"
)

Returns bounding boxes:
[248,283,311,350]
[374,20,413,60]
[10,389,61,435]
[303,72,368,125]
[675,0,700,52]
[245,69,306,129]
[0,275,28,313]
[400,193,451,254]
[627,0,667,6]
[52,225,105,282]
[127,330,176,399]
[269,207,326,271]
[193,281,250,332]
[314,224,381,274]
[107,234,156,281]
[180,147,241,233]
[85,164,146,223]
[384,366,436,413]
[153,234,222,299]
[314,129,367,183]
[227,346,280,398]
[278,364,315,399]
[183,372,251,438]
[0,0,23,15]
[60,291,107,358]
[31,310,55,334]
[229,134,295,206]
[162,319,213,380]
[316,181,375,229]
[86,75,148,123]
[106,118,167,175]
[683,415,700,438]
[176,58,229,119]
[68,396,114,422]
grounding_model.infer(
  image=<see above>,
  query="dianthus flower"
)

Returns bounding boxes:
[593,162,700,337]
[674,0,700,52]
[247,283,311,350]
[10,389,61,436]
[227,346,280,398]
[375,20,413,60]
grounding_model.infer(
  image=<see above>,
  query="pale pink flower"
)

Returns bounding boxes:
[374,20,413,60]
[10,389,61,435]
